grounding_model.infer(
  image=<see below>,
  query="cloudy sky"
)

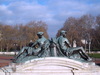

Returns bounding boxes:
[0,0,100,37]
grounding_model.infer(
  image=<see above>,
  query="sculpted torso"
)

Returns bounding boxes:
[37,37,47,46]
[58,36,69,50]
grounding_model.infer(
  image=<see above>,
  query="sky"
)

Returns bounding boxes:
[0,0,100,37]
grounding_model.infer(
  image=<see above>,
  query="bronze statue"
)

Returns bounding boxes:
[13,31,92,63]
[31,32,50,57]
[13,32,50,63]
[57,30,91,61]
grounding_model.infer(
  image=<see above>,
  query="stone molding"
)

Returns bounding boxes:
[0,57,100,75]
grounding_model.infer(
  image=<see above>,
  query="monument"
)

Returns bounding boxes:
[0,30,100,75]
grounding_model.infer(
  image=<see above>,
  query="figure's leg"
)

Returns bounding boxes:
[33,48,41,56]
[14,47,28,60]
[60,49,68,57]
[69,47,91,61]
[78,47,92,61]
[14,52,27,63]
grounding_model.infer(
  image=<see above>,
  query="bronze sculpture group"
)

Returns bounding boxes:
[13,30,91,63]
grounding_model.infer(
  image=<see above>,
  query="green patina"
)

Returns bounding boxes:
[13,31,92,63]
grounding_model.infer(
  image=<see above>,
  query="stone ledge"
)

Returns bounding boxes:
[0,57,100,75]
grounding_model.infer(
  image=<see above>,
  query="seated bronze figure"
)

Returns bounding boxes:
[13,31,91,63]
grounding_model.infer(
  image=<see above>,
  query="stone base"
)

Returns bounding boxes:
[0,57,100,75]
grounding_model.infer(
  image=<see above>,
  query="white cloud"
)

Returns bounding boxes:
[0,5,13,15]
[0,0,100,37]
[0,1,52,24]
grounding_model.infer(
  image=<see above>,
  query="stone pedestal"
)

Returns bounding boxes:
[0,57,100,75]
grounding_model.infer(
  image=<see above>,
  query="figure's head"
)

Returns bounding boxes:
[60,30,66,37]
[37,32,44,38]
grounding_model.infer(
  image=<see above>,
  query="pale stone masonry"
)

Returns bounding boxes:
[0,57,100,75]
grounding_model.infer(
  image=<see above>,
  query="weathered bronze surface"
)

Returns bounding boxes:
[13,31,91,63]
